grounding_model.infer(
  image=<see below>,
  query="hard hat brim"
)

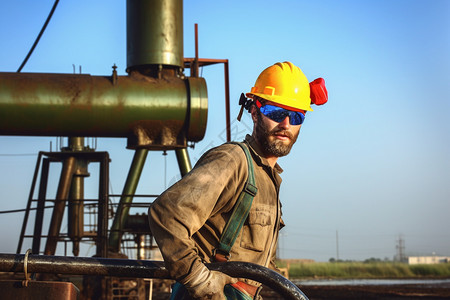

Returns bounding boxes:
[246,92,313,112]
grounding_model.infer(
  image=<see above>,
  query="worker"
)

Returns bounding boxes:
[148,61,327,299]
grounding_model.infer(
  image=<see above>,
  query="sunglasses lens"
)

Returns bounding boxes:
[263,109,288,123]
[289,112,305,125]
[259,104,305,125]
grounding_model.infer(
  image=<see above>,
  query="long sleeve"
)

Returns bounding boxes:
[148,143,248,282]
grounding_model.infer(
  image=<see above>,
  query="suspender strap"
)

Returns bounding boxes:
[214,142,257,262]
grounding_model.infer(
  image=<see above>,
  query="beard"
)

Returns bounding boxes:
[255,112,299,157]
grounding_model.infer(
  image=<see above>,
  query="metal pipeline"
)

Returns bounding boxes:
[0,72,207,149]
[0,253,309,300]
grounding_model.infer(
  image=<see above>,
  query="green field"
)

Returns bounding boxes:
[276,261,450,279]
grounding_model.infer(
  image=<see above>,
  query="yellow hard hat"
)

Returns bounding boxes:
[246,61,312,111]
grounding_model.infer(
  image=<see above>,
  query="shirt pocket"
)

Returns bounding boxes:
[240,205,274,252]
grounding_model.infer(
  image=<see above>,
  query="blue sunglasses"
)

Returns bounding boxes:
[256,100,305,125]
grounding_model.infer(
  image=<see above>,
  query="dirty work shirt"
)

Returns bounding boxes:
[148,134,284,287]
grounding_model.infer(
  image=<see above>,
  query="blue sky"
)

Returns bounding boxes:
[0,0,449,262]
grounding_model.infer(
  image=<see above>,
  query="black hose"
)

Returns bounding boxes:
[0,253,309,300]
[17,0,60,72]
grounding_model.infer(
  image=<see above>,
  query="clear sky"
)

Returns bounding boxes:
[0,0,449,262]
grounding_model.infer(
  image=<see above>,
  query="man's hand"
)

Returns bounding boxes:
[181,268,237,300]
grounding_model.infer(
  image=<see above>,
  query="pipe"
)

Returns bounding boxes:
[175,148,192,177]
[96,151,110,258]
[67,138,88,257]
[108,148,149,252]
[224,61,231,142]
[31,158,50,254]
[127,0,183,70]
[0,254,309,300]
[0,72,207,149]
[44,156,76,255]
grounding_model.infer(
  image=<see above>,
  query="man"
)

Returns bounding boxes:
[148,61,327,299]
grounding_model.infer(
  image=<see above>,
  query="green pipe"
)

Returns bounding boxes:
[67,137,88,257]
[175,148,192,177]
[127,0,183,69]
[68,174,84,257]
[44,156,76,255]
[0,72,207,149]
[108,148,149,252]
[187,77,208,142]
[67,136,85,151]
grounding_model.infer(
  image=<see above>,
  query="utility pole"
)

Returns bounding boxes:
[396,235,405,262]
[336,230,340,261]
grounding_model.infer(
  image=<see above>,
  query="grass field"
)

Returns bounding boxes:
[276,261,450,279]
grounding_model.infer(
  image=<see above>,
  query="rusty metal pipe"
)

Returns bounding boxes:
[0,253,309,300]
[67,138,88,257]
[0,72,207,149]
[44,156,76,255]
[108,148,149,252]
[175,148,192,177]
[31,158,50,255]
[224,60,231,142]
[127,0,183,70]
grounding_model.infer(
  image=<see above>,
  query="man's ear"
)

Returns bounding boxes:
[250,105,258,123]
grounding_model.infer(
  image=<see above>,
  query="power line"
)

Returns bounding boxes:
[0,206,53,214]
[0,153,37,157]
[17,0,60,72]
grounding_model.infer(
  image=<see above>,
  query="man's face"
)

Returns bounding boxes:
[253,104,301,158]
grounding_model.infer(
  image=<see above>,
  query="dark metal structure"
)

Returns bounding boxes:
[16,139,110,258]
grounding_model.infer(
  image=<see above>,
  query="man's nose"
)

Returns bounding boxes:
[278,116,291,129]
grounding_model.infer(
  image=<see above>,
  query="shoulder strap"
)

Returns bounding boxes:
[213,142,257,262]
